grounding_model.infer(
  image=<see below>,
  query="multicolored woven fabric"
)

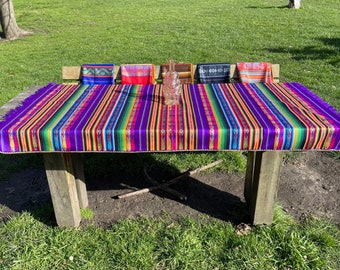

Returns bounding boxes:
[121,64,154,84]
[197,63,230,83]
[1,82,339,153]
[81,64,115,84]
[237,62,273,83]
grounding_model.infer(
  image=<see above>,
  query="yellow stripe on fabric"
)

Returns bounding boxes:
[227,83,262,150]
[115,85,139,151]
[272,83,308,149]
[83,85,116,151]
[243,83,284,150]
[19,84,79,151]
[181,84,196,150]
[204,84,231,149]
[266,83,330,149]
[41,84,88,151]
[16,86,64,151]
[264,83,307,148]
[196,84,217,149]
[148,85,161,151]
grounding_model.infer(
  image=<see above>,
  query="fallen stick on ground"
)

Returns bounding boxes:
[143,164,188,200]
[117,159,223,199]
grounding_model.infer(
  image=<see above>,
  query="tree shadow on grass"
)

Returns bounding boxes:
[246,5,289,9]
[267,37,340,67]
[320,37,340,50]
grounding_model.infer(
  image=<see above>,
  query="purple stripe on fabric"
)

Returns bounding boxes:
[235,83,276,149]
[48,84,91,151]
[249,83,291,149]
[261,84,295,149]
[130,85,152,151]
[214,84,243,149]
[1,82,59,122]
[0,83,60,152]
[81,84,113,151]
[106,85,133,151]
[139,85,154,151]
[286,82,340,124]
[211,84,237,149]
[285,82,340,149]
[65,85,110,151]
[189,84,211,149]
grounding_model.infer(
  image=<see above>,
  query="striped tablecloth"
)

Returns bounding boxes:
[1,82,339,153]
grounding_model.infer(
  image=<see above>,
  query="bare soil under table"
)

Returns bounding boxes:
[0,151,339,227]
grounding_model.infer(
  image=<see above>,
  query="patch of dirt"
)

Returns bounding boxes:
[0,152,339,226]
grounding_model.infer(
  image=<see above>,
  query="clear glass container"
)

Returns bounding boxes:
[163,60,181,105]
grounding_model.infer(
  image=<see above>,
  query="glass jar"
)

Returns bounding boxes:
[163,60,181,105]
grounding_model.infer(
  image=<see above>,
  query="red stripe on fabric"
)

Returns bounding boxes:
[16,84,77,151]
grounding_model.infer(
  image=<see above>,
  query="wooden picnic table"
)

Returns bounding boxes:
[0,82,339,227]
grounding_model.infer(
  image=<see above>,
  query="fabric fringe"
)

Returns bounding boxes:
[0,82,60,123]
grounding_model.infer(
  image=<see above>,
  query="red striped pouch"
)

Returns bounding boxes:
[121,64,155,84]
[236,62,273,83]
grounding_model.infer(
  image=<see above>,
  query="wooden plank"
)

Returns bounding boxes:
[154,65,161,81]
[0,86,42,118]
[62,66,81,81]
[248,151,283,225]
[43,153,81,227]
[272,64,280,81]
[70,154,88,209]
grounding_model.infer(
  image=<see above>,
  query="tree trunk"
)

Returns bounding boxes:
[288,0,301,9]
[0,0,29,40]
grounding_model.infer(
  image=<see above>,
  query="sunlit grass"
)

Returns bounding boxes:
[0,207,339,269]
[0,0,339,108]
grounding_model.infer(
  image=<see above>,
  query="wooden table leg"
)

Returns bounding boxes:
[244,151,255,204]
[43,153,81,227]
[244,151,283,225]
[71,154,88,209]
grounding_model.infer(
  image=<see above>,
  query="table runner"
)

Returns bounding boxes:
[1,82,339,153]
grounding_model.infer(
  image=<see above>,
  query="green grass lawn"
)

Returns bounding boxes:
[0,0,339,109]
[0,0,339,269]
[0,207,339,269]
